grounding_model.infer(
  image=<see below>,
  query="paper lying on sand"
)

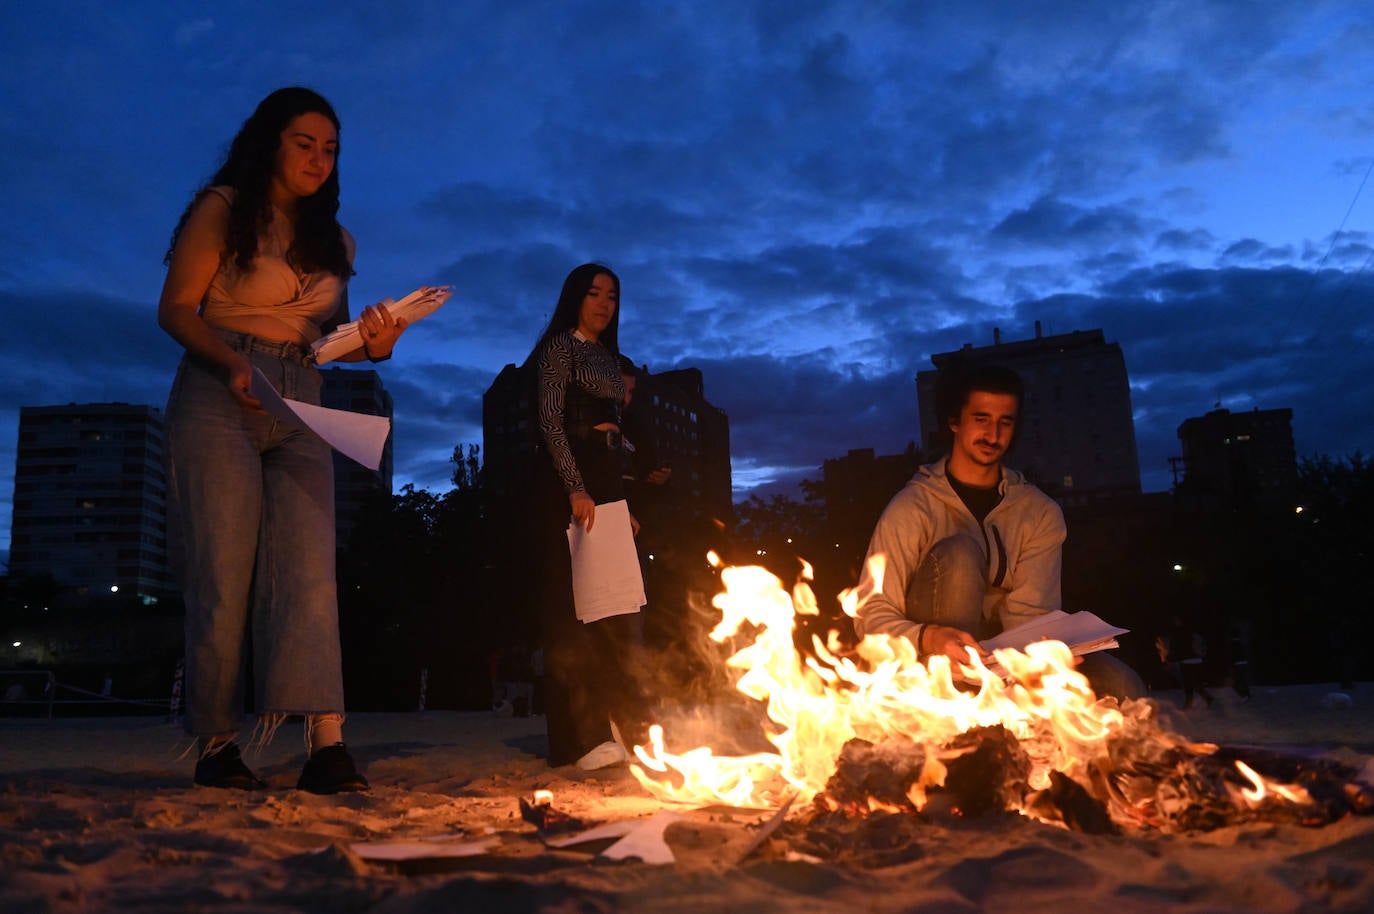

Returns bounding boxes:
[250,367,391,470]
[350,834,498,862]
[544,810,685,865]
[310,285,453,365]
[544,800,793,866]
[566,499,645,623]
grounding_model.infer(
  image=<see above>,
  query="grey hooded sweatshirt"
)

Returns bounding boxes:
[853,458,1066,650]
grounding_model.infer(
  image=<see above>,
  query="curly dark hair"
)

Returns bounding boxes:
[165,86,353,278]
[527,263,622,363]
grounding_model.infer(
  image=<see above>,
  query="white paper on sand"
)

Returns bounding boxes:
[310,285,453,365]
[544,810,685,865]
[566,499,645,623]
[349,834,498,861]
[979,609,1128,678]
[250,367,391,470]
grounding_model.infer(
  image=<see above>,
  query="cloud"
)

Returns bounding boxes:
[173,18,215,47]
[4,0,1374,553]
[993,197,1152,249]
[1221,238,1297,264]
[1155,227,1215,254]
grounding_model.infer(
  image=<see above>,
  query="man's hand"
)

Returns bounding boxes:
[920,624,987,665]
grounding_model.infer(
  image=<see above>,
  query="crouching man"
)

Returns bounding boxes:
[854,362,1144,701]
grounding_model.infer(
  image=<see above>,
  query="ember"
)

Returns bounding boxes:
[519,792,587,836]
[631,557,1374,834]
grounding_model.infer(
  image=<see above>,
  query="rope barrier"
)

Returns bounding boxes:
[1,669,173,716]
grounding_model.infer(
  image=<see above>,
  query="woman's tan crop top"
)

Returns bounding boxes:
[198,187,346,343]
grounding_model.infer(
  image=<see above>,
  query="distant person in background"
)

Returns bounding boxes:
[529,646,546,716]
[526,263,649,770]
[1228,621,1252,702]
[1330,614,1357,692]
[1154,637,1176,687]
[617,354,673,500]
[853,362,1145,702]
[616,354,676,687]
[1169,615,1214,709]
[1153,632,1182,692]
[491,641,534,718]
[616,355,672,574]
[159,87,404,793]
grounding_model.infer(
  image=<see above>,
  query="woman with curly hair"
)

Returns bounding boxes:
[159,87,401,793]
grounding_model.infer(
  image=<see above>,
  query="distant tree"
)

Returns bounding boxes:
[335,484,441,707]
[450,443,482,491]
[1292,452,1372,686]
[734,493,825,555]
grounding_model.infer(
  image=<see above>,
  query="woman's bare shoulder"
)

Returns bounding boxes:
[200,185,235,208]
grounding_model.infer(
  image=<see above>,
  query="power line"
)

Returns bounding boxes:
[1291,156,1374,319]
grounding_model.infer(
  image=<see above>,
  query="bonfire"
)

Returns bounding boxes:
[629,555,1373,836]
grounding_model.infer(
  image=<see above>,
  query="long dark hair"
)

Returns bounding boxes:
[165,86,353,278]
[526,263,622,363]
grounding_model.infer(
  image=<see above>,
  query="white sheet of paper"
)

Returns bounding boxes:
[250,367,391,470]
[544,810,684,865]
[980,609,1128,653]
[566,499,645,623]
[979,610,1129,680]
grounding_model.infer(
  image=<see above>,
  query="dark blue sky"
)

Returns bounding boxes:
[4,1,1374,557]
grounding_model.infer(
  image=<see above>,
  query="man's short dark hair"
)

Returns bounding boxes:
[617,354,638,377]
[932,361,1024,449]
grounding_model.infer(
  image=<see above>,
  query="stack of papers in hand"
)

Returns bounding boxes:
[977,610,1128,679]
[310,285,452,365]
[981,609,1128,657]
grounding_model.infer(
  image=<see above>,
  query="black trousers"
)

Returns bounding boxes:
[535,436,649,766]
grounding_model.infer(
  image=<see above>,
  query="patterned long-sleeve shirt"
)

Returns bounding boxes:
[536,330,625,495]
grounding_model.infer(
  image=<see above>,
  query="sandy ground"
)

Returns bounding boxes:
[2,683,1372,913]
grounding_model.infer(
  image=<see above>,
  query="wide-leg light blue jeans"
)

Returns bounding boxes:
[165,331,344,739]
[904,533,1145,701]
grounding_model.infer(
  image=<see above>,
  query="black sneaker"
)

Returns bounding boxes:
[296,743,368,795]
[194,742,266,790]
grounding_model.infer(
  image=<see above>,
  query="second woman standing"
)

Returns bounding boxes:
[527,263,650,769]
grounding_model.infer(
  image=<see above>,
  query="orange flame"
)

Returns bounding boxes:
[1232,760,1313,806]
[629,554,1331,829]
[631,555,1135,807]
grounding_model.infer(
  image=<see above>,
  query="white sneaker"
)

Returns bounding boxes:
[575,740,627,770]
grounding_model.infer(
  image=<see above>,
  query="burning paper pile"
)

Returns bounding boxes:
[630,555,1373,833]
